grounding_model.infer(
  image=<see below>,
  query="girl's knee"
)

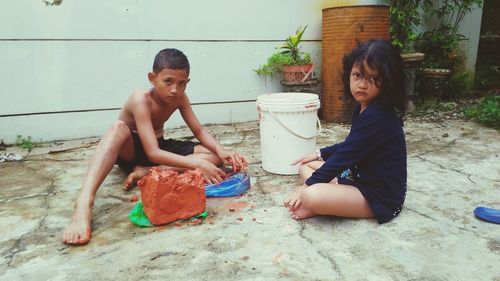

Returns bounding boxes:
[298,163,313,181]
[300,186,321,208]
[298,163,309,175]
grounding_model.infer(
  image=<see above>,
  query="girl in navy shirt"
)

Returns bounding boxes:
[284,39,408,224]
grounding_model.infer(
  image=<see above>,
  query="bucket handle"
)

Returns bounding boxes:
[267,107,322,140]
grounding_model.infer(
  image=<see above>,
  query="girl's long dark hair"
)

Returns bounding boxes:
[341,39,408,115]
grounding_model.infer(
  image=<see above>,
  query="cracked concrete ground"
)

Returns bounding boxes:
[0,119,499,281]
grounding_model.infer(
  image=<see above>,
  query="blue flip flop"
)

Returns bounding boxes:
[473,207,500,224]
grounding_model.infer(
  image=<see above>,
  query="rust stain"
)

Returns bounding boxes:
[224,201,252,213]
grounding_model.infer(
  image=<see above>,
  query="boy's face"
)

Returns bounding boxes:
[350,61,381,109]
[148,68,190,102]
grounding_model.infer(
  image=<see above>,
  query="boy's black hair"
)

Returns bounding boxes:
[153,48,190,74]
[341,39,408,115]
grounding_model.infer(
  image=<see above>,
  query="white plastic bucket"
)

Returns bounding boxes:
[256,92,321,175]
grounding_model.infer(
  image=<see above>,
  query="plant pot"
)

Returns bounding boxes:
[280,79,320,95]
[283,64,314,83]
[402,52,425,68]
[402,52,425,111]
[419,68,452,99]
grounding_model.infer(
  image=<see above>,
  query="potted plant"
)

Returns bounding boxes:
[415,0,483,98]
[389,0,425,107]
[255,26,314,84]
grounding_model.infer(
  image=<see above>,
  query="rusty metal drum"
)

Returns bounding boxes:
[321,0,390,123]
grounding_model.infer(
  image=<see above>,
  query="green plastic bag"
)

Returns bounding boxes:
[128,201,208,227]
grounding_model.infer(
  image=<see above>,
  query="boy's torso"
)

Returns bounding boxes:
[118,88,185,137]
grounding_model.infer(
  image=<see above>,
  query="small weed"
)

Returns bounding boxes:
[464,94,500,128]
[474,64,500,91]
[16,135,37,151]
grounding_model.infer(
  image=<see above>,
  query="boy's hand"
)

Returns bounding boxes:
[217,149,248,172]
[291,152,319,166]
[196,159,225,184]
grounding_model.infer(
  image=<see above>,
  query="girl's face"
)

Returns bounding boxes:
[350,61,381,111]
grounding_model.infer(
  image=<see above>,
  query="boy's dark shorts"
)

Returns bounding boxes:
[116,131,199,174]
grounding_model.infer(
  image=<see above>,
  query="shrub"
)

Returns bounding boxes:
[389,0,423,52]
[474,64,500,91]
[450,71,474,97]
[464,94,500,128]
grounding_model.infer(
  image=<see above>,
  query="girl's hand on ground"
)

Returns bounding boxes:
[196,159,225,184]
[291,152,319,166]
[218,149,248,172]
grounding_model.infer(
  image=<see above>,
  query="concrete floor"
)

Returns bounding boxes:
[0,119,499,281]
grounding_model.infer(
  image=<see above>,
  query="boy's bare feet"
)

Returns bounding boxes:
[290,205,316,220]
[123,166,150,190]
[63,204,92,245]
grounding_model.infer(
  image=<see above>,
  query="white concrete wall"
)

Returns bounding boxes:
[0,0,323,143]
[458,7,483,72]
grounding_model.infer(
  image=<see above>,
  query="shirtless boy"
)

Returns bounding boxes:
[63,48,247,245]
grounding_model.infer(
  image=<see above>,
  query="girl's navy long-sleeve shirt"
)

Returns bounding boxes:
[305,102,407,223]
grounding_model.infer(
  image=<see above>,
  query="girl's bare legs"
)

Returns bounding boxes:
[290,183,374,220]
[122,144,223,190]
[284,161,324,211]
[63,121,135,245]
[285,161,373,220]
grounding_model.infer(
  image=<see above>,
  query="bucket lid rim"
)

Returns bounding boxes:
[257,93,319,104]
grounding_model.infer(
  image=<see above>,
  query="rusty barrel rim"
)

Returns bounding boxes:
[323,0,388,9]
